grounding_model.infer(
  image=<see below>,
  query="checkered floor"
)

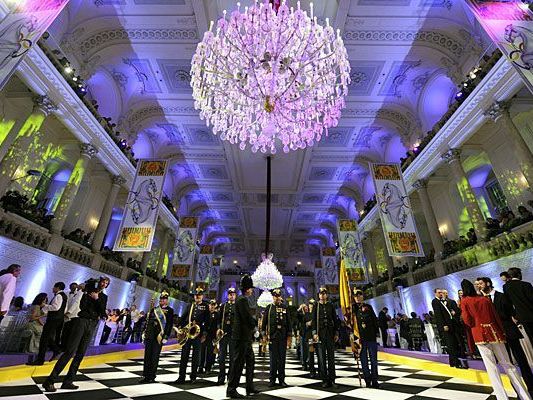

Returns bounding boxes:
[0,345,517,400]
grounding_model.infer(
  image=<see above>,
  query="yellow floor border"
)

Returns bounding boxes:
[379,351,510,390]
[0,344,179,384]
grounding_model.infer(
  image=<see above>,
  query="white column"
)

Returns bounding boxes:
[412,179,444,258]
[92,175,125,252]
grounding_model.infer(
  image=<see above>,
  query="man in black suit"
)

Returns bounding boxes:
[431,288,467,368]
[503,267,533,343]
[227,275,259,399]
[378,307,389,347]
[479,277,533,394]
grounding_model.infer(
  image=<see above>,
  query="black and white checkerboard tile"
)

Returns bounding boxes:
[0,347,517,400]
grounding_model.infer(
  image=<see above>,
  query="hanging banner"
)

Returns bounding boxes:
[463,0,533,94]
[321,247,339,285]
[170,216,199,280]
[338,219,368,284]
[195,244,213,282]
[370,163,424,256]
[0,0,71,90]
[209,256,222,292]
[114,159,168,251]
[314,266,325,290]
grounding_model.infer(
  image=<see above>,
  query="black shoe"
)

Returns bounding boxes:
[330,383,339,389]
[456,364,468,369]
[217,378,225,385]
[49,351,61,362]
[309,372,317,379]
[138,378,155,384]
[27,360,44,366]
[174,377,185,384]
[198,368,204,374]
[190,378,197,384]
[227,390,245,398]
[279,381,289,388]
[364,378,371,387]
[268,382,277,388]
[371,380,380,389]
[321,382,331,388]
[246,387,260,396]
[60,382,79,390]
[43,381,56,392]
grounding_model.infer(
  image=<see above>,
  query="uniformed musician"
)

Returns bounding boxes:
[139,291,174,384]
[306,298,317,378]
[199,299,218,374]
[312,287,339,388]
[353,290,380,388]
[175,287,209,384]
[262,288,292,387]
[217,287,237,385]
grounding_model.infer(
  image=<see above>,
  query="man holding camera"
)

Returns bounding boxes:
[43,276,110,392]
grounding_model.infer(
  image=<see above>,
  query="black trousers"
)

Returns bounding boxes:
[522,321,533,345]
[46,318,97,384]
[508,337,533,391]
[100,324,111,344]
[36,319,63,362]
[143,331,163,380]
[122,326,132,344]
[269,336,287,383]
[308,347,316,372]
[132,322,143,343]
[179,337,201,380]
[61,319,76,350]
[228,339,254,391]
[199,335,215,371]
[442,329,464,367]
[316,336,335,384]
[218,334,234,382]
[380,327,388,346]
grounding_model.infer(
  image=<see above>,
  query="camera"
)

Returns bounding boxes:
[84,278,100,294]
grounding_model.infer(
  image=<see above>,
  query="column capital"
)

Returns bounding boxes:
[441,148,462,164]
[111,175,126,186]
[412,178,428,190]
[484,100,510,123]
[32,95,57,116]
[80,143,98,158]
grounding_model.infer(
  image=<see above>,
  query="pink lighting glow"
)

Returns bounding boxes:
[191,0,351,154]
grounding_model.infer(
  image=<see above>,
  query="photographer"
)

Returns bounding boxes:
[42,276,110,393]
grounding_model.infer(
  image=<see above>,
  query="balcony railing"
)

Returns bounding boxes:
[60,239,94,266]
[0,210,51,250]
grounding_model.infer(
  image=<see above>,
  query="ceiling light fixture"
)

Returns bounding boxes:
[191,0,351,154]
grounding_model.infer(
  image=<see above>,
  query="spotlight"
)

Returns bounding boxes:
[455,91,463,99]
[64,66,73,74]
[72,77,78,81]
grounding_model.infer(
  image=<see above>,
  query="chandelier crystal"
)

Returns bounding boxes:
[257,290,274,308]
[191,0,351,154]
[251,253,283,290]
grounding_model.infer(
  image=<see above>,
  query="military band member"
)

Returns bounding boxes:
[227,275,259,399]
[199,299,219,374]
[312,287,339,388]
[140,291,174,384]
[217,287,237,385]
[175,287,209,384]
[353,290,380,388]
[262,288,292,387]
[306,298,317,378]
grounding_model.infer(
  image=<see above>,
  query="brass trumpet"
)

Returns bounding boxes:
[213,329,226,354]
[176,321,201,347]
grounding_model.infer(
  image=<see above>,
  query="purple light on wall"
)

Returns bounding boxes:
[420,74,456,131]
[468,165,492,188]
[103,209,123,248]
[299,286,307,295]
[385,136,405,162]
[131,132,155,159]
[286,286,294,296]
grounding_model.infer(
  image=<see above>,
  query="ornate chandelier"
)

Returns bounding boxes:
[257,290,274,308]
[191,0,351,154]
[252,253,283,290]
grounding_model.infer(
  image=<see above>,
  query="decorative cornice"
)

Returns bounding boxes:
[342,107,420,137]
[32,95,57,116]
[441,148,461,164]
[79,28,198,57]
[112,175,126,186]
[122,105,198,132]
[80,143,99,158]
[342,30,464,58]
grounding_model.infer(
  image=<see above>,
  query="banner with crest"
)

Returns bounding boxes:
[209,256,222,292]
[0,0,71,90]
[168,216,199,280]
[195,244,214,283]
[370,163,424,257]
[338,219,368,284]
[321,247,339,285]
[114,159,168,251]
[463,0,533,95]
[314,265,325,290]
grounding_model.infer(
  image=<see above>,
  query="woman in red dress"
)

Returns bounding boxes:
[460,279,531,400]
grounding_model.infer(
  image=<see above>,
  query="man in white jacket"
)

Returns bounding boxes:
[0,264,21,324]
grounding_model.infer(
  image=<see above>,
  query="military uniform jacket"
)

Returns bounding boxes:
[218,302,236,335]
[179,301,209,334]
[262,303,291,340]
[206,311,219,338]
[232,296,256,342]
[146,305,174,339]
[353,302,378,342]
[312,301,339,339]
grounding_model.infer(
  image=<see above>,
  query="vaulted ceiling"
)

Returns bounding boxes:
[49,0,491,258]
